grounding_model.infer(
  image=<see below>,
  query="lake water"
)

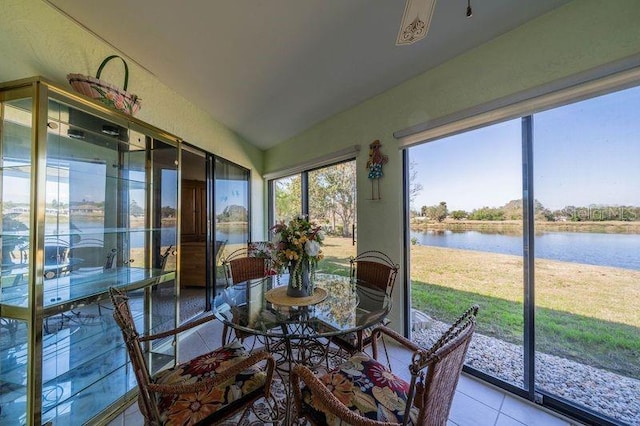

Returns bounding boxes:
[411,230,640,270]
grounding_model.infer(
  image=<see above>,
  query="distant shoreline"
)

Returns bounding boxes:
[410,219,640,234]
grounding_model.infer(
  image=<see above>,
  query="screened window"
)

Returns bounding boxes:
[268,160,356,275]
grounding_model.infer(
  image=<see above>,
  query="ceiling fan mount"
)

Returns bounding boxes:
[396,0,473,46]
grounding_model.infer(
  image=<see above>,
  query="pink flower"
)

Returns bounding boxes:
[115,97,125,110]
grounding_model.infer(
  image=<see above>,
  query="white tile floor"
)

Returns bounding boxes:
[107,319,582,426]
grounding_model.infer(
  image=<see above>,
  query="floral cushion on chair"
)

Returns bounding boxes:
[153,341,267,425]
[301,352,418,425]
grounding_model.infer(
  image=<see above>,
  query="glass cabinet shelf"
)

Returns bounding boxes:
[0,266,175,313]
[39,227,169,236]
[0,164,32,173]
[0,231,30,237]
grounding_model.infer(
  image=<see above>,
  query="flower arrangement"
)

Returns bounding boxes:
[271,215,324,293]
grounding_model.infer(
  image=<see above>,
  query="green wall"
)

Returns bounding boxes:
[264,0,640,331]
[0,0,266,239]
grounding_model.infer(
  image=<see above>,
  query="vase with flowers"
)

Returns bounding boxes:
[271,215,324,297]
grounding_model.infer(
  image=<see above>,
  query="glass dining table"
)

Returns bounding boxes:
[212,273,391,368]
[212,273,391,424]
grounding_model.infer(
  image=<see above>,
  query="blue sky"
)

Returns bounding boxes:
[409,85,640,212]
[215,180,248,215]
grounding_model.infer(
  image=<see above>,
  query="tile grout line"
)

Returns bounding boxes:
[497,391,506,415]
[455,380,507,415]
[493,400,500,426]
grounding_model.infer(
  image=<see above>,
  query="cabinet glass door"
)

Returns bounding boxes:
[39,101,132,424]
[1,98,33,309]
[1,96,33,425]
[149,136,179,338]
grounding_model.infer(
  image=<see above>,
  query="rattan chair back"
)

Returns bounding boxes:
[329,250,399,354]
[222,247,271,286]
[214,239,227,265]
[350,250,399,295]
[110,286,276,425]
[406,305,478,425]
[108,287,157,422]
[293,305,478,426]
[220,246,272,344]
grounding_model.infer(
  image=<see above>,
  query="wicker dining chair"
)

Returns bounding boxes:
[222,247,271,286]
[220,247,272,346]
[332,250,399,353]
[293,305,479,426]
[109,287,275,426]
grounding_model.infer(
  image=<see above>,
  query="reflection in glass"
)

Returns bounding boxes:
[151,139,178,272]
[45,102,128,286]
[40,301,124,425]
[215,158,250,289]
[2,102,33,307]
[160,169,178,271]
[0,318,28,425]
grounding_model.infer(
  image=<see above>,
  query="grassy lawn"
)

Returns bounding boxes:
[411,245,640,378]
[208,236,639,378]
[317,236,356,276]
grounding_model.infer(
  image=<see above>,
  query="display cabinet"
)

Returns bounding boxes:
[0,77,180,425]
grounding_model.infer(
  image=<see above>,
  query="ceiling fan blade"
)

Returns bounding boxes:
[396,0,437,46]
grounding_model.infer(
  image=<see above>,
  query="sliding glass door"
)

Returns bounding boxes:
[407,84,640,425]
[308,161,356,275]
[178,146,251,313]
[180,147,208,321]
[408,120,526,389]
[214,157,250,290]
[532,87,640,424]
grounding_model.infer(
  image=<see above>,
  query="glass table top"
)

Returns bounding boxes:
[212,273,391,339]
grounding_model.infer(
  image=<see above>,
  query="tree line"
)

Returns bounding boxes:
[418,200,640,222]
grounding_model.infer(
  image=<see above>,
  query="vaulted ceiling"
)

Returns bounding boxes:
[47,0,570,149]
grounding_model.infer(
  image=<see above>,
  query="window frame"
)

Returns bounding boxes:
[267,156,357,229]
